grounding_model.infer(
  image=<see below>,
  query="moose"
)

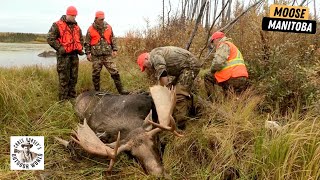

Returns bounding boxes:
[55,85,183,176]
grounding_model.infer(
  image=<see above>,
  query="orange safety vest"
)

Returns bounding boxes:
[56,20,83,53]
[214,41,248,83]
[88,24,112,45]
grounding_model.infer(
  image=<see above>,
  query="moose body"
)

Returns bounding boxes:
[56,86,181,176]
[74,91,157,143]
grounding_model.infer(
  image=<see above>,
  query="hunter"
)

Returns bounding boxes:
[204,31,249,100]
[137,46,201,127]
[84,11,128,94]
[47,6,84,101]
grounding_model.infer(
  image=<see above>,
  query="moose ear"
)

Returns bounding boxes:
[142,110,153,131]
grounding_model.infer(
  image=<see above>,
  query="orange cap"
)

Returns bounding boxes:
[137,53,148,72]
[211,31,225,41]
[95,11,105,18]
[66,6,78,16]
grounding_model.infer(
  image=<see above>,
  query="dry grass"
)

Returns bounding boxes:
[0,56,320,179]
[1,2,320,179]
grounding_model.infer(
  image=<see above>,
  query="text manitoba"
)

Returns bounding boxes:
[268,20,312,32]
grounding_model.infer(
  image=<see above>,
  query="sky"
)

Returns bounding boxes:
[0,0,318,37]
[0,0,179,36]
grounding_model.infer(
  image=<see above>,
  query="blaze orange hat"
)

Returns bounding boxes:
[137,53,148,72]
[211,31,225,41]
[66,6,77,16]
[95,11,105,19]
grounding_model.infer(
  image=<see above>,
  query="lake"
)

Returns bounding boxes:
[0,43,85,68]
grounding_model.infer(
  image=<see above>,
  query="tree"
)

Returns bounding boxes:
[185,0,208,50]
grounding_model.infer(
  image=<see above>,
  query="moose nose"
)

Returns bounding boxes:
[148,165,163,176]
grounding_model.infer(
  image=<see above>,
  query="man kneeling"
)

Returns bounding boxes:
[204,31,249,100]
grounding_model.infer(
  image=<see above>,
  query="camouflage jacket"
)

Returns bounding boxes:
[210,37,232,73]
[148,46,201,80]
[84,21,118,56]
[47,15,84,55]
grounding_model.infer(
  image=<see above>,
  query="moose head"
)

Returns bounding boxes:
[55,86,183,176]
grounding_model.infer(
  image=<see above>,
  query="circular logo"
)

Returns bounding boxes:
[10,136,44,170]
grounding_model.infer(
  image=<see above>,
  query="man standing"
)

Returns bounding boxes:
[84,11,128,94]
[47,6,84,101]
[204,31,249,100]
[137,46,201,126]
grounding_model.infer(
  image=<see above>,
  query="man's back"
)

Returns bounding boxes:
[150,46,201,77]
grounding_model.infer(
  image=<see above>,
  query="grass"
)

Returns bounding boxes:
[0,55,319,180]
[1,3,320,178]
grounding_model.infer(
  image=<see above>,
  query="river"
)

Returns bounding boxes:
[0,43,84,68]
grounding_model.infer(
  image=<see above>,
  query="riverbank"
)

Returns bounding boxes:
[0,32,46,44]
[0,43,57,67]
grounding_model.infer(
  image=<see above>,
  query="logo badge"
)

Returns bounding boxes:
[262,4,316,34]
[10,136,44,170]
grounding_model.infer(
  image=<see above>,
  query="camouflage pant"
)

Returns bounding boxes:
[56,54,79,101]
[92,55,119,91]
[171,68,200,126]
[204,72,248,99]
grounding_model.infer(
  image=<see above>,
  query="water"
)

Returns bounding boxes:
[0,43,57,68]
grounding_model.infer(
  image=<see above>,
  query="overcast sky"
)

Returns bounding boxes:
[0,0,179,36]
[0,0,318,36]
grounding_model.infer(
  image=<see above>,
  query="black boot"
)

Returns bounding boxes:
[111,74,129,95]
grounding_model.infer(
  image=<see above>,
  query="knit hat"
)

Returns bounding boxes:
[211,31,225,41]
[66,6,78,16]
[137,53,148,72]
[95,11,105,18]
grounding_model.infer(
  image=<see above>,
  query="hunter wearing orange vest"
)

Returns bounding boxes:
[84,11,128,94]
[47,6,84,101]
[204,31,249,100]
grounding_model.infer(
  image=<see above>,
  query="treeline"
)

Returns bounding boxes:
[0,32,47,43]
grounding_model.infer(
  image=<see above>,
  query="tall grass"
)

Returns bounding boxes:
[1,1,320,179]
[1,56,319,179]
[0,60,154,179]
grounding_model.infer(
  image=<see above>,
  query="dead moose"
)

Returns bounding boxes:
[55,85,183,176]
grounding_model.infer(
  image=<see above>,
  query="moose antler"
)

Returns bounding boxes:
[71,118,121,171]
[147,86,183,137]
